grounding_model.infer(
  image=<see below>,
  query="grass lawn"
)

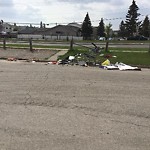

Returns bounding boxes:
[106,52,150,66]
[58,48,150,67]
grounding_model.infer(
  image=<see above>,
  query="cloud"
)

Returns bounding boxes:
[3,0,43,24]
[0,0,150,29]
[0,0,17,21]
[56,0,111,3]
[0,0,14,7]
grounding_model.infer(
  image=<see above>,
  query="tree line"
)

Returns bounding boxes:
[81,0,150,40]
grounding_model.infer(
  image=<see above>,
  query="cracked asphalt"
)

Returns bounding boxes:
[0,60,150,150]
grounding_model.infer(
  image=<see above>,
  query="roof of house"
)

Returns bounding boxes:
[18,23,82,36]
[67,22,82,28]
[18,27,38,34]
[43,25,81,36]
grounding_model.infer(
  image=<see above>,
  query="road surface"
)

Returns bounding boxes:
[0,61,150,150]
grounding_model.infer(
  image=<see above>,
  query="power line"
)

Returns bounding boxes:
[3,13,150,27]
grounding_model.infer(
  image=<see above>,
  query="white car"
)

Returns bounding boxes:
[99,37,105,41]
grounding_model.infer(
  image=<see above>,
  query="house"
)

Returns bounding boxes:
[18,23,83,40]
[44,24,81,36]
[44,24,82,40]
[0,21,17,38]
[0,22,14,33]
[18,26,38,34]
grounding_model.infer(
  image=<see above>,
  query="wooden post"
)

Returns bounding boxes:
[148,23,150,53]
[70,38,74,50]
[105,40,109,52]
[3,37,6,50]
[29,38,33,52]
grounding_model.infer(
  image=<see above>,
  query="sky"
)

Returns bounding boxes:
[0,0,150,30]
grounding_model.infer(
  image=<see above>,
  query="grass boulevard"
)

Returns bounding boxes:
[0,39,150,67]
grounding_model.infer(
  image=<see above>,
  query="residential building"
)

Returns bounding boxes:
[18,23,83,40]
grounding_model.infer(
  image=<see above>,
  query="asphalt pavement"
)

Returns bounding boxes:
[0,61,150,150]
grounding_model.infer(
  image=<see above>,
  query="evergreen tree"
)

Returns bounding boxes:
[97,18,105,38]
[13,23,18,31]
[119,20,127,37]
[40,21,43,28]
[140,15,149,37]
[125,0,141,36]
[81,12,93,40]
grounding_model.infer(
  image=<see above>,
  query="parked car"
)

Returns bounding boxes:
[99,37,105,41]
[127,35,148,41]
[118,37,126,41]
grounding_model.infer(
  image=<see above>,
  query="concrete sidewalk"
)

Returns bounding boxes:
[48,49,68,61]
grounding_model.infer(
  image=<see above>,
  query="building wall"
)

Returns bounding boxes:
[2,23,14,33]
[17,34,83,40]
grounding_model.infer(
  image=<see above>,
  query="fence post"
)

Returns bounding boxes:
[105,40,109,52]
[70,38,74,50]
[148,22,150,53]
[3,37,6,50]
[29,38,33,52]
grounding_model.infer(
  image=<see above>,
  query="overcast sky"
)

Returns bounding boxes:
[0,0,150,29]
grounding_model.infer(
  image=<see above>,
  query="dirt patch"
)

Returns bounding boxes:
[0,48,57,61]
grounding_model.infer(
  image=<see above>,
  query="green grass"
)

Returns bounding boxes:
[58,48,87,60]
[109,47,148,52]
[59,48,150,67]
[104,52,150,66]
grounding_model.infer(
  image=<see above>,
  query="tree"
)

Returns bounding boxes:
[97,18,105,38]
[105,23,112,40]
[105,23,112,52]
[40,21,43,28]
[81,12,93,40]
[125,0,141,36]
[13,23,18,31]
[140,15,150,37]
[118,20,127,37]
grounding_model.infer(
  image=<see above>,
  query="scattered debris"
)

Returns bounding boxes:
[78,61,88,67]
[101,59,110,66]
[45,61,57,65]
[68,56,75,61]
[101,59,141,71]
[101,59,119,70]
[32,60,36,63]
[115,62,141,71]
[56,43,103,67]
[7,57,17,61]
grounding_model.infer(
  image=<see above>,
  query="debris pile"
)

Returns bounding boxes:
[45,42,142,71]
[101,60,141,71]
[2,43,141,71]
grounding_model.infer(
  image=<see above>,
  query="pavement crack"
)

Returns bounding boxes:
[110,119,150,128]
[70,105,150,129]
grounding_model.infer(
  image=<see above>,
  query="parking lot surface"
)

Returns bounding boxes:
[0,61,150,150]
